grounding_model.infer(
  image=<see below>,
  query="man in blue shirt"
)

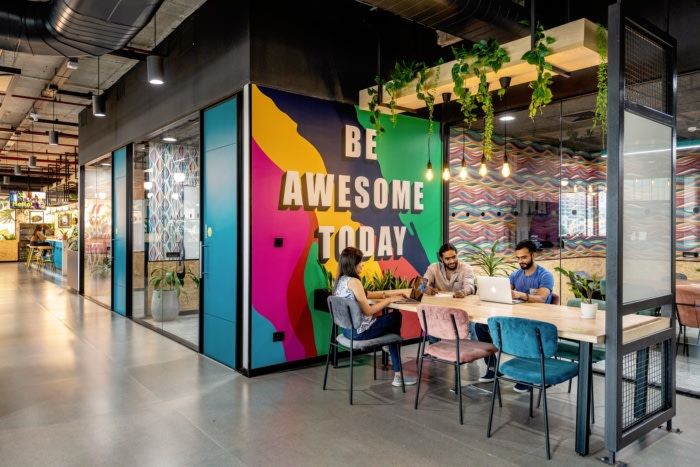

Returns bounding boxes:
[474,240,555,392]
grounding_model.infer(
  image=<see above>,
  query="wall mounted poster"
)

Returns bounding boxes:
[29,211,44,224]
[250,84,442,369]
[58,212,72,228]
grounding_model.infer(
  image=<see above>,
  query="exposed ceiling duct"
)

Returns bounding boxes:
[0,0,164,57]
[359,0,530,44]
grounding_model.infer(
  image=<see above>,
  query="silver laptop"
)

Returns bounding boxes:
[476,276,523,305]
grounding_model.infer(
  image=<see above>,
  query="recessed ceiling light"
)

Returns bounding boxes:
[499,115,515,121]
[162,136,177,142]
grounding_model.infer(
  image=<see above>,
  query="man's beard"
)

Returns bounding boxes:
[444,262,458,271]
[519,260,533,270]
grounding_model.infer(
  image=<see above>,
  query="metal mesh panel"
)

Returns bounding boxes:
[624,25,669,113]
[620,341,671,431]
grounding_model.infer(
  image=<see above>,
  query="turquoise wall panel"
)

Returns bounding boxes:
[202,97,238,367]
[112,146,127,316]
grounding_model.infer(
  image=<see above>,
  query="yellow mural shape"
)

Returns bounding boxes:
[252,85,381,277]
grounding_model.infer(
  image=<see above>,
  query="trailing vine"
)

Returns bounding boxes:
[385,61,422,127]
[592,24,608,138]
[451,40,510,159]
[451,45,478,126]
[522,23,556,120]
[415,58,443,136]
[367,75,384,134]
[470,39,510,159]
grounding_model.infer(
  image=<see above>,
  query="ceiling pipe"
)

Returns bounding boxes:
[0,149,78,158]
[0,0,165,57]
[0,138,78,148]
[0,155,75,164]
[0,91,89,108]
[0,128,79,139]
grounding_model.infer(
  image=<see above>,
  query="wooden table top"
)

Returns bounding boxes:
[389,295,669,345]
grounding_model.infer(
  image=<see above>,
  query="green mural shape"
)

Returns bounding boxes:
[356,108,443,264]
[303,242,332,354]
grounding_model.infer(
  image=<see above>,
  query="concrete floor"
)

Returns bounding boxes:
[0,263,698,466]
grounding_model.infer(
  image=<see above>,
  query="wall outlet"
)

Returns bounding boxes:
[273,331,285,342]
[274,238,283,247]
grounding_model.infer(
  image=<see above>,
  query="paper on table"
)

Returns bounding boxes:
[435,292,454,298]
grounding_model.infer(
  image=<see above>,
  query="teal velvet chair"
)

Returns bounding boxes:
[487,317,579,460]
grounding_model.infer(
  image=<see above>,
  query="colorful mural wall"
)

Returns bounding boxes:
[676,149,700,257]
[251,85,442,369]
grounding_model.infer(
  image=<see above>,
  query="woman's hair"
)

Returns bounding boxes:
[336,246,363,281]
[33,226,41,234]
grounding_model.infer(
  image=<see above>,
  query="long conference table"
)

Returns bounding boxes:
[388,294,670,456]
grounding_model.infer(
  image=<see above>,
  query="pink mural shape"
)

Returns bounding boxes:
[251,139,317,361]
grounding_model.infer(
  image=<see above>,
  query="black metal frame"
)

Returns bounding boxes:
[605,3,677,461]
[322,298,405,405]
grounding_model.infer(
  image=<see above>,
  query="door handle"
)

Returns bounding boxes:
[199,241,208,278]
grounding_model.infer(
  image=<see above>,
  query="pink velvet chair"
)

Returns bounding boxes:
[414,304,497,424]
[676,284,700,356]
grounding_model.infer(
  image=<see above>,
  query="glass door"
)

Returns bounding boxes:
[83,155,113,308]
[131,114,201,348]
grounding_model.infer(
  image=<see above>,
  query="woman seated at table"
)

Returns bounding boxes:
[333,246,417,387]
[29,226,51,257]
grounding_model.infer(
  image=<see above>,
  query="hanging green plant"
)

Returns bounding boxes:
[415,58,443,136]
[592,24,608,138]
[522,23,556,120]
[470,39,510,159]
[366,75,384,134]
[451,45,478,126]
[385,61,422,127]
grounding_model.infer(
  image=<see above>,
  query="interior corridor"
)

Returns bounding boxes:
[0,263,698,466]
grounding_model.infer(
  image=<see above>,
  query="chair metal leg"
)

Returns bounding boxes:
[457,363,464,425]
[416,331,423,368]
[453,366,459,393]
[322,344,332,390]
[399,352,406,393]
[414,354,425,409]
[349,346,354,405]
[373,350,377,380]
[568,378,572,393]
[497,380,502,408]
[537,387,542,409]
[590,375,595,425]
[487,378,499,437]
[542,382,551,460]
[676,326,682,356]
[529,387,534,418]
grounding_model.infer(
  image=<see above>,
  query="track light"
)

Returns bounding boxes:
[28,155,37,168]
[14,165,21,176]
[29,109,38,121]
[425,160,434,181]
[48,130,59,145]
[67,58,79,70]
[92,93,106,117]
[2,176,9,185]
[479,155,488,177]
[147,55,165,85]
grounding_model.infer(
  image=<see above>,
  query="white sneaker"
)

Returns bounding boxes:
[392,375,418,387]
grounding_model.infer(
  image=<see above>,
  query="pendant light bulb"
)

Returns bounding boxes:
[459,157,467,180]
[478,155,488,177]
[501,154,511,178]
[442,165,450,181]
[425,160,434,181]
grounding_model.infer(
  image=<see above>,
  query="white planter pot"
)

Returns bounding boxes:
[150,290,180,322]
[61,241,68,276]
[65,249,78,291]
[580,302,598,319]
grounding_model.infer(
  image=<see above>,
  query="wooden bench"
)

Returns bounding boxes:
[26,245,53,270]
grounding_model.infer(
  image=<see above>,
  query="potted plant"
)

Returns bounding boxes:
[522,23,556,121]
[149,266,198,322]
[313,261,335,312]
[555,267,602,319]
[464,241,515,277]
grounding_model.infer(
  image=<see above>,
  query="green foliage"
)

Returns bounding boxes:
[386,61,422,127]
[452,40,510,159]
[415,58,443,136]
[367,76,384,135]
[0,208,13,224]
[318,261,335,292]
[91,256,112,278]
[592,24,608,138]
[522,23,555,120]
[0,229,16,240]
[68,228,78,251]
[148,265,200,302]
[554,267,602,304]
[361,268,410,292]
[464,241,515,277]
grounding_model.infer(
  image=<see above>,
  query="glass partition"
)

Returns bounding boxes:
[131,114,201,348]
[83,155,113,307]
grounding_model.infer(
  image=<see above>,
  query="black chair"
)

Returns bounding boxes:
[323,296,405,404]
